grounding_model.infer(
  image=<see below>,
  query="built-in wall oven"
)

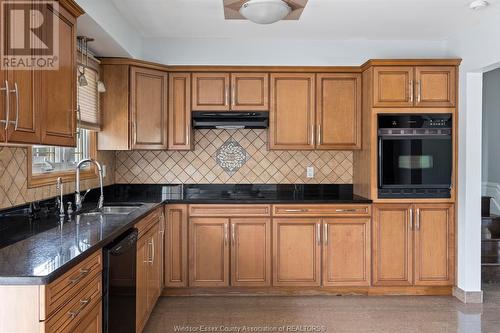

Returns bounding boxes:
[378,114,453,199]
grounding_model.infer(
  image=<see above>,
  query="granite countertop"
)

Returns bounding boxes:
[0,184,371,285]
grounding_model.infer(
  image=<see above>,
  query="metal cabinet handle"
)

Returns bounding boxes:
[335,209,358,213]
[224,223,229,246]
[323,223,328,246]
[12,82,19,130]
[231,223,236,245]
[316,223,321,246]
[416,208,421,230]
[317,124,321,145]
[0,80,10,130]
[69,268,90,284]
[409,208,414,230]
[417,80,422,103]
[284,209,308,213]
[151,238,155,264]
[68,297,91,319]
[409,80,414,103]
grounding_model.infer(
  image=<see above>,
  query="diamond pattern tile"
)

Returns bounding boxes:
[115,129,353,185]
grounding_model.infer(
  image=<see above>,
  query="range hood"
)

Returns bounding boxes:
[192,112,269,129]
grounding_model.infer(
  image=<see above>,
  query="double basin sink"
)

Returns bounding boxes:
[78,203,144,216]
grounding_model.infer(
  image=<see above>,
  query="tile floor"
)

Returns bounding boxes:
[145,285,500,333]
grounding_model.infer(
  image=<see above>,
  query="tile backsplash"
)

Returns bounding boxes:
[115,129,353,184]
[0,147,115,210]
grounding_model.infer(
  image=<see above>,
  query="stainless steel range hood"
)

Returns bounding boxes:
[192,112,269,129]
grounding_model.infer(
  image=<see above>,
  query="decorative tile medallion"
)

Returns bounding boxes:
[216,139,249,174]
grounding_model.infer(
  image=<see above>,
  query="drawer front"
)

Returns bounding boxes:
[272,204,371,217]
[189,204,271,217]
[45,275,102,333]
[45,251,102,318]
[136,208,161,238]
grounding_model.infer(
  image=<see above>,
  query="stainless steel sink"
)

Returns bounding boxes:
[79,204,143,216]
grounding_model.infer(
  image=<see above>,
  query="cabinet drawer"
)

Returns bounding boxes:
[44,275,102,333]
[189,204,271,217]
[45,251,102,319]
[136,208,161,238]
[272,204,371,217]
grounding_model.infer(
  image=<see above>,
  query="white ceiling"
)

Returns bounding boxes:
[109,0,500,40]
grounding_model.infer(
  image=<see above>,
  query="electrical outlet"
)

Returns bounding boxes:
[102,165,107,178]
[306,166,314,178]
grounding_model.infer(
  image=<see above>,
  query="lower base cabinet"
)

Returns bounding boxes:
[373,203,455,287]
[72,303,102,333]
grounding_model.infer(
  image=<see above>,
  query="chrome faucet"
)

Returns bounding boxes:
[56,177,65,217]
[75,159,104,212]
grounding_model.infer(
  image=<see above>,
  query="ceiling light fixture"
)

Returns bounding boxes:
[469,0,489,10]
[239,0,292,24]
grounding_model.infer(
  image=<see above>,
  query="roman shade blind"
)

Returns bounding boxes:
[77,65,100,130]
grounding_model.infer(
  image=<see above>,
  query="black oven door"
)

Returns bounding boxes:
[379,136,452,190]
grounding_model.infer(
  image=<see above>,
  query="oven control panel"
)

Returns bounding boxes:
[378,114,452,129]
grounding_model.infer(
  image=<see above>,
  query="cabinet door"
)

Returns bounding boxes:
[130,66,168,150]
[168,73,192,150]
[189,218,230,287]
[230,73,269,111]
[273,218,321,286]
[165,205,188,287]
[323,218,370,286]
[40,5,77,146]
[269,73,315,150]
[147,224,162,311]
[414,204,455,286]
[72,302,102,333]
[192,73,230,111]
[316,73,361,149]
[231,218,271,287]
[372,204,413,286]
[373,67,414,107]
[136,236,149,333]
[415,66,456,107]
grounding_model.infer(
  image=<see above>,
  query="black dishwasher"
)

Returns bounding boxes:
[103,228,138,333]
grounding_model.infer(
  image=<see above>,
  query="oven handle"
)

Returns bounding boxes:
[378,137,383,189]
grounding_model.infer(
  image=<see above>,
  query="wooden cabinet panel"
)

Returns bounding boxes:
[146,224,162,311]
[231,218,271,287]
[168,73,192,150]
[189,218,230,287]
[130,66,168,149]
[136,235,149,333]
[372,204,413,286]
[273,204,370,217]
[41,5,77,146]
[189,204,271,217]
[269,73,315,150]
[273,218,321,286]
[316,73,361,149]
[71,302,102,333]
[231,73,269,111]
[323,218,370,286]
[414,204,455,286]
[165,205,188,288]
[192,73,230,111]
[373,67,414,107]
[415,66,456,107]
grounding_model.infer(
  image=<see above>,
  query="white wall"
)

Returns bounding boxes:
[446,14,500,294]
[142,37,448,66]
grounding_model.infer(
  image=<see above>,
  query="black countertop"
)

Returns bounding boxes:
[0,184,370,285]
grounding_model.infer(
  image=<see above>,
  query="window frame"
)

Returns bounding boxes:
[27,131,98,188]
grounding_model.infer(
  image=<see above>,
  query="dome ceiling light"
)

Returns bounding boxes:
[223,0,308,24]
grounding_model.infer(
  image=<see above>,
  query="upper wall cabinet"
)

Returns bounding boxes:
[0,1,82,147]
[192,72,269,111]
[169,73,192,150]
[373,66,456,108]
[316,73,361,150]
[98,63,170,150]
[269,73,315,150]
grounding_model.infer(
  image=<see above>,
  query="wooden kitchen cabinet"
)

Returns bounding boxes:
[165,205,189,287]
[269,73,315,150]
[372,204,414,286]
[136,233,149,332]
[71,303,102,333]
[192,73,230,111]
[316,73,361,149]
[189,218,230,287]
[168,73,192,150]
[414,204,455,286]
[146,223,162,311]
[230,73,269,111]
[99,62,169,150]
[0,68,6,142]
[322,218,370,286]
[231,218,271,287]
[373,67,414,107]
[415,66,456,107]
[130,66,168,149]
[273,218,321,286]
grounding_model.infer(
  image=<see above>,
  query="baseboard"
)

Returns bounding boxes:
[482,181,500,215]
[452,286,484,303]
